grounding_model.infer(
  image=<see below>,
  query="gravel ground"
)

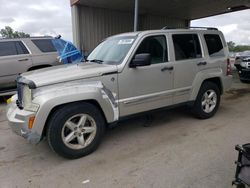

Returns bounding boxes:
[0,72,250,188]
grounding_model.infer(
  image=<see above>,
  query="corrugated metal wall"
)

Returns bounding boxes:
[78,6,188,54]
[140,15,188,29]
[79,6,133,54]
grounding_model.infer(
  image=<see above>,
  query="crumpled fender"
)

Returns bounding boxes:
[31,81,118,136]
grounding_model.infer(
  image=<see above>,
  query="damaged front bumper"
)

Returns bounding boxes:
[6,96,41,144]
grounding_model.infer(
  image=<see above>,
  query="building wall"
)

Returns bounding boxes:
[140,15,188,30]
[78,6,134,54]
[74,5,189,54]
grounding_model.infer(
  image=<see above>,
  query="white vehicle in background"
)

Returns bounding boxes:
[0,37,60,96]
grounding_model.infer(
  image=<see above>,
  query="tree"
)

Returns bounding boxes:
[227,41,236,52]
[227,41,250,52]
[0,26,30,38]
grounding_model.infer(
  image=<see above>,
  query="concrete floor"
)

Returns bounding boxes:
[0,73,250,188]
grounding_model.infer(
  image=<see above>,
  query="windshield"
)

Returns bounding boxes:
[87,36,137,65]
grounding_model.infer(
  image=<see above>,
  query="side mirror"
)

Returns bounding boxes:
[130,53,151,68]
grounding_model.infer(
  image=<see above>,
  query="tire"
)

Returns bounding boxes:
[236,184,245,188]
[240,79,250,83]
[46,102,105,159]
[2,95,12,102]
[192,81,220,119]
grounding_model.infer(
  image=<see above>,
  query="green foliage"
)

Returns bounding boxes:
[0,26,30,38]
[227,41,235,52]
[227,41,250,52]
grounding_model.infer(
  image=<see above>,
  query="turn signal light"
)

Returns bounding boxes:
[28,116,35,129]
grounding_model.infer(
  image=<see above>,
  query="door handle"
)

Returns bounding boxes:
[161,66,174,72]
[18,58,29,62]
[197,61,207,66]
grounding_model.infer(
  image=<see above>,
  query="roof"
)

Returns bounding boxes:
[0,36,53,41]
[107,27,223,39]
[71,0,250,20]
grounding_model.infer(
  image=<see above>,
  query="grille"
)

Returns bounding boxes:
[242,59,250,69]
[16,82,24,109]
[247,62,250,69]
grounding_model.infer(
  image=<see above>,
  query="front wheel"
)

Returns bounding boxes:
[192,82,220,119]
[46,102,105,159]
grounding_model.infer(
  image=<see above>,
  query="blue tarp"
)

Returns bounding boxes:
[52,38,84,64]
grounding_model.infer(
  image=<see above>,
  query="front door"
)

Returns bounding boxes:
[118,35,174,117]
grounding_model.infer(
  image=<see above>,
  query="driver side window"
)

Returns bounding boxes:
[135,35,168,64]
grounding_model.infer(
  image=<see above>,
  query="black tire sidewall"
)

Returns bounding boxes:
[47,102,105,159]
[240,79,250,83]
[193,82,221,119]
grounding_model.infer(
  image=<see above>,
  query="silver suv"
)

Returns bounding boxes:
[0,37,59,96]
[7,28,232,159]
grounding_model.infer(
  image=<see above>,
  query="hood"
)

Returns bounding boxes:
[21,62,118,88]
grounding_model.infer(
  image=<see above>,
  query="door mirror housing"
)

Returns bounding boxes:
[130,53,151,68]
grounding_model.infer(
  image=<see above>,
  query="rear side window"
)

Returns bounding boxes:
[204,34,224,57]
[32,39,56,53]
[173,34,202,61]
[136,35,168,64]
[0,41,29,57]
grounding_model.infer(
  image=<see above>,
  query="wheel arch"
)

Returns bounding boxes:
[42,99,108,137]
[28,64,52,71]
[202,77,223,95]
[190,69,224,101]
[31,84,118,140]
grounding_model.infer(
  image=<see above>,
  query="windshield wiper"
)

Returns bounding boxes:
[88,59,103,64]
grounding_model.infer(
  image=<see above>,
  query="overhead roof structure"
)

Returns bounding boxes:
[70,0,250,53]
[71,0,250,20]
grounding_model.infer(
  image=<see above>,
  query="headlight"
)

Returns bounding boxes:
[240,61,247,68]
[23,86,39,112]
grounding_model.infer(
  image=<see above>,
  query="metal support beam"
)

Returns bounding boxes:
[71,5,81,51]
[134,0,139,31]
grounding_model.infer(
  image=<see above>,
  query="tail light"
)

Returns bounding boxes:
[226,58,232,76]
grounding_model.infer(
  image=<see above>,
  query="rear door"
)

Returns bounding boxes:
[30,39,59,66]
[171,33,204,104]
[0,40,32,89]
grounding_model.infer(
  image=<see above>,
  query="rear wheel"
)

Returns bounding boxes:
[47,102,105,159]
[192,81,220,119]
[236,184,246,188]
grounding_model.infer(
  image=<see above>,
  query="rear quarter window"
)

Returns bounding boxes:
[204,34,224,57]
[31,39,56,53]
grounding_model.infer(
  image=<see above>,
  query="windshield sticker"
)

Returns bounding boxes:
[118,39,134,45]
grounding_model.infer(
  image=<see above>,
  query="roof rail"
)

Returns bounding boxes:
[161,26,218,30]
[0,36,53,40]
[29,36,53,38]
